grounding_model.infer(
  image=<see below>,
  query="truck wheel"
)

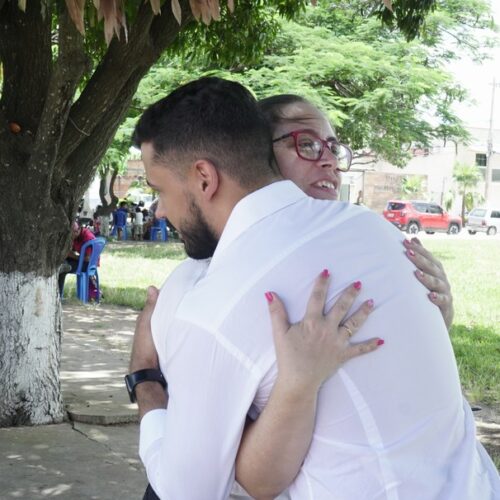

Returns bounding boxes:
[448,223,460,235]
[487,226,497,236]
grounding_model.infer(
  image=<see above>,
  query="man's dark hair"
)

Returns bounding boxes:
[133,77,276,188]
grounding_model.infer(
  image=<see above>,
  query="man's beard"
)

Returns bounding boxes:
[178,198,219,260]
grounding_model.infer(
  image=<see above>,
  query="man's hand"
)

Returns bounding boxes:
[130,286,160,373]
[403,238,454,330]
[129,286,167,420]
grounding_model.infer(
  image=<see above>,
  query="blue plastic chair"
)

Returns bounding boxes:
[74,237,106,303]
[150,218,168,242]
[111,210,128,240]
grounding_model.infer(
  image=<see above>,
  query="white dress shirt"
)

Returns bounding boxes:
[141,181,499,500]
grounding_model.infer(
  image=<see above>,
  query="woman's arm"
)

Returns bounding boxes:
[403,238,454,329]
[235,270,383,499]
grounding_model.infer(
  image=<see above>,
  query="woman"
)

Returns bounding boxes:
[230,95,454,499]
[258,94,453,327]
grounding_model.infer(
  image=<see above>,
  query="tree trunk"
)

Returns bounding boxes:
[100,215,111,237]
[0,0,192,427]
[0,272,64,426]
[461,190,466,222]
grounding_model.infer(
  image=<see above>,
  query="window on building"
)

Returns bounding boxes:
[475,153,487,166]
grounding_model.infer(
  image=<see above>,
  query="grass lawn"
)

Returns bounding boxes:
[64,238,500,410]
[420,238,500,410]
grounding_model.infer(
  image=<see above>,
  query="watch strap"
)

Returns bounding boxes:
[125,368,167,403]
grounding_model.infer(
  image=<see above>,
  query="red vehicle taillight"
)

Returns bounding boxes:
[482,220,486,226]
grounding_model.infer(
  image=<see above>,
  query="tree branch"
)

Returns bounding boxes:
[0,0,52,130]
[28,11,90,190]
[96,170,119,216]
[57,1,192,166]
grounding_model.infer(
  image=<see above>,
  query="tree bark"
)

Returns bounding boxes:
[0,273,64,426]
[0,1,193,426]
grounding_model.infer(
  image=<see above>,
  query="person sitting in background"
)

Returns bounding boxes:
[58,221,95,297]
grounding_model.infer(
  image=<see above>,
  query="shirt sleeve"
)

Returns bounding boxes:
[139,321,260,500]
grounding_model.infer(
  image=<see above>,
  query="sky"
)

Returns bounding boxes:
[447,1,500,131]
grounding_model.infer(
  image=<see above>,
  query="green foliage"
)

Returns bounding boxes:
[453,162,481,191]
[169,1,306,69]
[401,175,425,198]
[96,120,133,178]
[118,0,497,166]
[452,162,482,220]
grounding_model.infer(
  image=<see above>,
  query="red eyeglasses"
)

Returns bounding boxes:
[272,130,353,172]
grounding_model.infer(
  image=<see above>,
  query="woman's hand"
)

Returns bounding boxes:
[403,238,454,329]
[235,273,382,498]
[266,270,383,394]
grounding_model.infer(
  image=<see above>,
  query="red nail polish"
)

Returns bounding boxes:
[321,269,330,278]
[403,239,411,247]
[430,292,437,300]
[353,281,362,290]
[377,339,385,346]
[407,249,415,257]
[265,292,274,303]
[367,299,374,308]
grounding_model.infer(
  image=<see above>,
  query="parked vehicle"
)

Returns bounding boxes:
[466,207,500,236]
[383,200,462,235]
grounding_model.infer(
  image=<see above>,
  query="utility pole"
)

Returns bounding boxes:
[485,78,499,203]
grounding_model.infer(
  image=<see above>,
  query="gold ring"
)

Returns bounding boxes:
[343,325,354,338]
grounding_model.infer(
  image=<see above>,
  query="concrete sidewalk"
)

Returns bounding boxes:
[0,303,498,499]
[0,303,147,499]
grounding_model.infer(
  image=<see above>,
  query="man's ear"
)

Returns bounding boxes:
[192,160,219,201]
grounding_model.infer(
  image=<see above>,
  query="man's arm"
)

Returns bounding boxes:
[235,272,382,499]
[403,238,454,329]
[129,287,168,420]
[133,285,259,499]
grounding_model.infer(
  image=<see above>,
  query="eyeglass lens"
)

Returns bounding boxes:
[295,132,351,171]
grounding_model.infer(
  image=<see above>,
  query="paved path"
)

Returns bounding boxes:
[0,303,146,500]
[0,303,498,499]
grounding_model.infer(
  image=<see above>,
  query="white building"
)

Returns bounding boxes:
[341,126,500,214]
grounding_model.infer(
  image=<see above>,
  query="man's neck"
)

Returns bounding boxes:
[211,175,282,238]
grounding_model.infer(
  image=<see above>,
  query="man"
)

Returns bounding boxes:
[128,77,499,499]
[112,201,129,239]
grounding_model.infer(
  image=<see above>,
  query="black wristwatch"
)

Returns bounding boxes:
[124,369,167,403]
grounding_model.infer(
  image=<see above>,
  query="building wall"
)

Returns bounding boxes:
[114,160,145,199]
[344,126,500,214]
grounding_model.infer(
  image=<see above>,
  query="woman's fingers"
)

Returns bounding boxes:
[265,292,291,346]
[324,280,364,326]
[428,290,452,308]
[404,240,444,277]
[339,299,375,341]
[343,337,384,363]
[414,269,448,294]
[304,269,331,318]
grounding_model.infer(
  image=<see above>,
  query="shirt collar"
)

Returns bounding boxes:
[208,180,306,270]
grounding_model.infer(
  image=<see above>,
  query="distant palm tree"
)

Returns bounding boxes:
[401,175,425,199]
[452,163,482,221]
